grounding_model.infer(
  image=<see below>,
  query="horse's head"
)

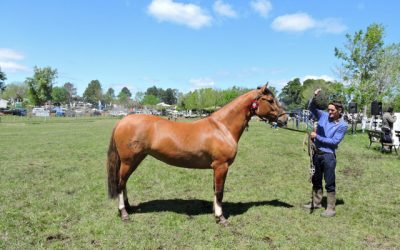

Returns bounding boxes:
[252,84,288,127]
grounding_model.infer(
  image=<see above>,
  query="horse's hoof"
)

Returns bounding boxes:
[119,209,130,221]
[215,215,229,226]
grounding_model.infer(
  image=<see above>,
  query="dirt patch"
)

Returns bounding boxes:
[46,233,70,242]
[262,236,273,244]
[91,239,101,247]
[340,167,363,178]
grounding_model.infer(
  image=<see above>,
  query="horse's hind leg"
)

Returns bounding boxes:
[118,154,146,221]
[212,162,229,226]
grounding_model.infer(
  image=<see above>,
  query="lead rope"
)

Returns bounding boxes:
[304,120,316,213]
[308,132,316,183]
[308,132,316,213]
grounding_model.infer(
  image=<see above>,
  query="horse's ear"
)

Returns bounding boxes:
[262,83,270,94]
[258,85,267,94]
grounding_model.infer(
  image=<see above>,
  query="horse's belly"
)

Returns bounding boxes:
[150,152,212,169]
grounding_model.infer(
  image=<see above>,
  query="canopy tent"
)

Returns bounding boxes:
[0,99,8,109]
[156,102,172,107]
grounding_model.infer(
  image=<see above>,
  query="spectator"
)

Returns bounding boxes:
[381,107,397,145]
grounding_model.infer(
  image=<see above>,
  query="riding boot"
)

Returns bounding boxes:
[303,188,323,209]
[321,192,336,217]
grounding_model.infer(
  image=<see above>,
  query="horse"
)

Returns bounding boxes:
[107,84,288,225]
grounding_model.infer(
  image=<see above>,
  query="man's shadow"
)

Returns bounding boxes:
[127,199,293,218]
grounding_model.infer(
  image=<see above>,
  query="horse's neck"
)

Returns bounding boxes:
[211,90,257,141]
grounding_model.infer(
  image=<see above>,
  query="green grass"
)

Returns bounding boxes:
[0,117,399,249]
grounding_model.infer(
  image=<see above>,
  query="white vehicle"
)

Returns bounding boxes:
[32,107,45,115]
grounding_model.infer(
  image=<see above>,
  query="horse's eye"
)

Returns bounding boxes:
[268,99,274,104]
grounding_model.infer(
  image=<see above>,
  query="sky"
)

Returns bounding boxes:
[1,0,399,96]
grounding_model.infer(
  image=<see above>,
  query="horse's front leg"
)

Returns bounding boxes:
[212,162,229,226]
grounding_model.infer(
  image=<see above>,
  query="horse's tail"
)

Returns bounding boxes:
[107,126,120,199]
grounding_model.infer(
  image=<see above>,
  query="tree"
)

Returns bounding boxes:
[118,87,132,106]
[146,86,159,97]
[0,82,29,101]
[372,43,400,102]
[162,88,177,105]
[278,78,302,110]
[268,86,278,96]
[335,23,385,111]
[63,82,77,104]
[141,94,160,106]
[119,87,132,98]
[0,67,6,92]
[134,91,144,102]
[104,87,115,105]
[393,95,400,111]
[301,79,328,108]
[217,86,250,107]
[83,80,103,105]
[177,86,251,111]
[52,86,69,104]
[25,66,58,106]
[329,81,351,105]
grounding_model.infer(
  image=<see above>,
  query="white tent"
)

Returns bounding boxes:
[0,99,8,109]
[156,102,171,107]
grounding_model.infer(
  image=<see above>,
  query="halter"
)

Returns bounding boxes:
[249,93,286,119]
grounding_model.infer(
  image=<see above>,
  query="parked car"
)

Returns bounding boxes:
[2,108,27,116]
[90,109,102,116]
[32,107,45,115]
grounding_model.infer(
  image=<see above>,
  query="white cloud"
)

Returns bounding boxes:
[251,0,272,18]
[147,0,212,29]
[271,12,346,34]
[0,61,29,72]
[317,18,347,34]
[301,75,336,83]
[272,13,315,32]
[189,77,215,89]
[0,48,29,73]
[0,48,24,61]
[213,0,237,18]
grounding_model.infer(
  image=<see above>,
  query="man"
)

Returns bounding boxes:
[381,107,397,140]
[303,89,348,217]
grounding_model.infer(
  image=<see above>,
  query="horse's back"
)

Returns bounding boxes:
[113,114,206,153]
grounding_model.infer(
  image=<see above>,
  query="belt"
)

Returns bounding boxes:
[314,150,332,155]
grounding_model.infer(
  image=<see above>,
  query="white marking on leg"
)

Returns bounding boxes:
[123,188,128,203]
[118,192,125,210]
[214,195,222,217]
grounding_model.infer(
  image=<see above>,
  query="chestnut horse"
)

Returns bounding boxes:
[107,84,287,225]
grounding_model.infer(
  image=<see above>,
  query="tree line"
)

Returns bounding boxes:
[278,23,400,113]
[1,23,399,112]
[0,66,276,110]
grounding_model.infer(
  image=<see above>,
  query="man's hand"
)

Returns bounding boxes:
[310,131,317,139]
[314,88,322,97]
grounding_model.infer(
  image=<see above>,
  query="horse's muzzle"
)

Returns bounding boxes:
[277,113,288,127]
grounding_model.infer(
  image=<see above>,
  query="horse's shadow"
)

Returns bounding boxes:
[127,199,293,218]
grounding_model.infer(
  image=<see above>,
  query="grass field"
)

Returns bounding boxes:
[0,116,399,249]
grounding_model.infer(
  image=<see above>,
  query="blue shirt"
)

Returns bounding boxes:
[309,100,348,154]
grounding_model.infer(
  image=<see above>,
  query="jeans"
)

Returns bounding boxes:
[312,152,336,193]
